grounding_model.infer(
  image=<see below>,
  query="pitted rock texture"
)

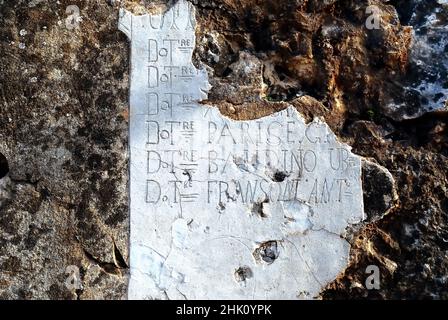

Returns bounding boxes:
[0,0,447,299]
[0,0,129,299]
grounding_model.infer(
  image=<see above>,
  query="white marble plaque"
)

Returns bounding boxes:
[119,0,364,300]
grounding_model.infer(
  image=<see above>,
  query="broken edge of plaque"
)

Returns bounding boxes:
[119,0,366,300]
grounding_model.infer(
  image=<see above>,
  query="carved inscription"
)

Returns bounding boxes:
[119,0,364,300]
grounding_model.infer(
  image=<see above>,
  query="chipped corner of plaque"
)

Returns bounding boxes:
[118,8,132,39]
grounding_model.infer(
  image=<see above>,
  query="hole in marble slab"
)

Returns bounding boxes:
[0,153,9,179]
[273,171,288,182]
[218,201,226,211]
[251,199,269,218]
[234,266,253,283]
[266,169,290,183]
[253,241,279,265]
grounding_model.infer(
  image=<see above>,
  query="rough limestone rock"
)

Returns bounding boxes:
[0,0,447,299]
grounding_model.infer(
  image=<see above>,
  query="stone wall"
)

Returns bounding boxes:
[0,0,447,299]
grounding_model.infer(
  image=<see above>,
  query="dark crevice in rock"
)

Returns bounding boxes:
[113,241,129,269]
[0,152,9,179]
[362,160,398,223]
[386,112,448,155]
[82,247,125,276]
[75,289,83,300]
[8,176,40,188]
[388,0,419,25]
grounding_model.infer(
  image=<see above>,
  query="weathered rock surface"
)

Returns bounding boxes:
[0,0,130,299]
[0,0,447,299]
